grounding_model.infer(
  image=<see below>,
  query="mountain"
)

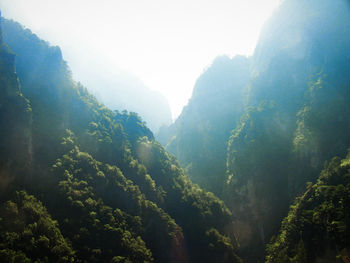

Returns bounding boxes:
[0,17,32,190]
[157,55,250,195]
[1,17,172,133]
[158,0,350,262]
[226,1,350,260]
[2,0,350,262]
[266,154,350,262]
[0,13,240,263]
[75,67,172,133]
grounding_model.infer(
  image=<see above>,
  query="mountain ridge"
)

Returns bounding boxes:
[0,11,241,263]
[158,0,350,261]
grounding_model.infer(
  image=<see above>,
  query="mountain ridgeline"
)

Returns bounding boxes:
[158,0,350,262]
[158,55,250,195]
[0,12,241,263]
[1,0,350,262]
[1,17,172,133]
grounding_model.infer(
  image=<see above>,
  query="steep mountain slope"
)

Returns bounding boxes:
[0,191,75,262]
[158,0,350,262]
[1,18,172,133]
[0,16,32,194]
[0,14,240,263]
[226,0,350,261]
[2,0,350,262]
[157,55,250,195]
[266,154,350,263]
[0,14,75,263]
[82,70,172,133]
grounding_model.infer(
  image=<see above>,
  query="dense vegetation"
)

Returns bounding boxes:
[157,55,250,196]
[0,191,75,263]
[0,15,240,263]
[266,155,350,262]
[158,0,350,262]
[2,0,350,262]
[1,17,172,134]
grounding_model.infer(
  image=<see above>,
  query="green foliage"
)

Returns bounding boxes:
[204,228,242,263]
[5,1,350,262]
[292,72,350,194]
[0,17,241,263]
[224,102,293,260]
[134,137,239,262]
[223,1,350,262]
[0,191,75,263]
[51,136,182,262]
[157,55,250,195]
[0,36,32,176]
[266,154,350,262]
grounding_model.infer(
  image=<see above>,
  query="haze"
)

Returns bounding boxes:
[0,0,280,119]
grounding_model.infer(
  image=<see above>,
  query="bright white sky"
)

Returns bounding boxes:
[0,0,280,119]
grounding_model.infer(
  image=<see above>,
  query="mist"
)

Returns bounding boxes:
[0,0,280,122]
[2,0,350,262]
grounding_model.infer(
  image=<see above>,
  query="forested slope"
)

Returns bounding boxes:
[0,13,240,263]
[226,1,350,260]
[157,55,250,195]
[266,155,350,263]
[158,0,350,262]
[2,0,350,262]
[1,17,172,133]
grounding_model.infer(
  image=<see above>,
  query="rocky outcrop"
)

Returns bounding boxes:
[0,10,32,177]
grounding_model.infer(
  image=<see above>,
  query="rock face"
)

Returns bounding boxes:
[250,0,350,109]
[0,11,32,174]
[0,13,242,263]
[1,17,173,134]
[225,0,350,261]
[157,55,250,195]
[158,1,350,262]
